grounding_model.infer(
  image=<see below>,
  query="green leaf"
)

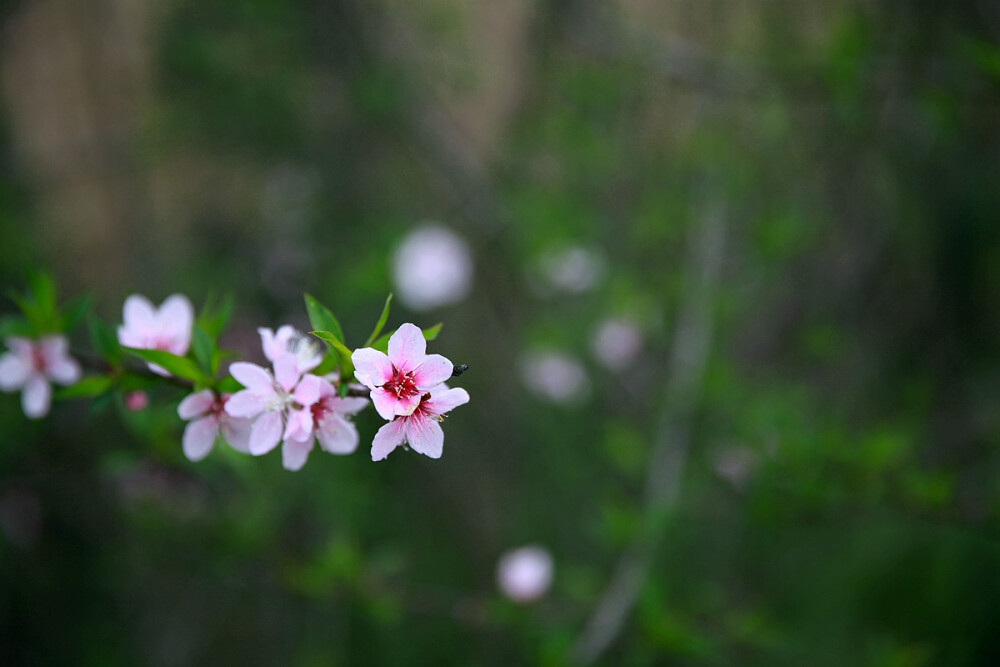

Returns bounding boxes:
[371,323,443,352]
[0,315,32,338]
[54,375,113,400]
[123,347,205,384]
[60,296,92,333]
[26,270,57,325]
[304,294,344,344]
[217,376,242,394]
[191,325,214,375]
[310,330,354,376]
[363,293,393,348]
[88,314,121,364]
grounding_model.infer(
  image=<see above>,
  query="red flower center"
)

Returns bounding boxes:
[383,367,419,399]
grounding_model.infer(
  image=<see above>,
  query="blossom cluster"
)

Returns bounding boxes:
[0,288,469,471]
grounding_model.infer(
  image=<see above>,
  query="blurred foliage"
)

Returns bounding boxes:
[2,0,1000,665]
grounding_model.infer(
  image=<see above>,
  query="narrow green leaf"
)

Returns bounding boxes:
[310,330,354,376]
[26,270,57,325]
[304,294,345,344]
[60,296,92,333]
[422,322,443,341]
[54,375,113,400]
[363,293,393,348]
[217,375,242,394]
[0,315,32,338]
[191,325,214,374]
[123,347,205,384]
[88,314,122,364]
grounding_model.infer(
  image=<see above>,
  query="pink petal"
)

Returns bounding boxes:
[316,377,337,400]
[224,389,266,418]
[0,351,31,390]
[282,407,314,443]
[325,395,370,416]
[282,439,312,471]
[273,353,300,393]
[220,415,253,453]
[425,387,470,415]
[182,417,218,461]
[41,337,80,385]
[351,348,393,388]
[387,323,426,373]
[229,362,274,395]
[178,389,215,420]
[412,353,453,389]
[316,414,359,454]
[405,413,445,459]
[258,327,283,362]
[371,419,406,461]
[370,387,420,421]
[6,337,33,358]
[293,374,321,407]
[122,294,156,336]
[21,374,50,419]
[249,411,283,455]
[158,294,194,355]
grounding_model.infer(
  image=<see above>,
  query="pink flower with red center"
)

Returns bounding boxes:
[351,323,454,420]
[177,390,252,462]
[280,378,369,471]
[117,294,194,376]
[0,335,81,419]
[224,353,322,470]
[370,385,469,461]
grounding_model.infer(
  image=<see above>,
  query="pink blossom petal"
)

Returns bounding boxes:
[405,413,445,459]
[39,336,80,385]
[224,389,266,418]
[412,353,453,389]
[387,323,426,373]
[0,352,31,390]
[316,414,359,454]
[220,415,253,453]
[229,362,274,395]
[178,389,215,420]
[249,411,283,456]
[370,387,420,421]
[293,374,321,407]
[351,348,394,388]
[158,294,194,354]
[282,439,312,471]
[21,374,50,419]
[325,395,370,416]
[282,408,314,443]
[273,353,300,393]
[121,294,156,336]
[182,417,218,461]
[426,387,470,415]
[6,337,33,358]
[371,419,406,461]
[259,326,295,362]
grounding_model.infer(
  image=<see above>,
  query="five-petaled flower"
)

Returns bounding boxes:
[279,377,370,471]
[352,323,454,420]
[177,390,253,462]
[117,294,194,376]
[370,384,469,461]
[0,335,81,419]
[224,354,323,470]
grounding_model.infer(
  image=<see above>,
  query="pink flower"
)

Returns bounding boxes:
[280,378,369,471]
[224,354,322,470]
[496,545,554,604]
[117,294,194,375]
[370,385,469,461]
[351,323,454,420]
[177,390,253,462]
[0,335,81,419]
[124,390,149,411]
[258,325,323,375]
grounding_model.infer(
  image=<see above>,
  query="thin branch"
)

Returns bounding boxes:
[570,194,727,665]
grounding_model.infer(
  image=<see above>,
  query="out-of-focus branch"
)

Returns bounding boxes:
[570,195,727,665]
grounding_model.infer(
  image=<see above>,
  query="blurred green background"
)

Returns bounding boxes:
[2,0,1000,664]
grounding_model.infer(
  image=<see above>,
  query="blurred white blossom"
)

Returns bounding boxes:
[393,224,473,311]
[519,350,590,404]
[590,318,643,371]
[496,545,554,604]
[530,245,606,296]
